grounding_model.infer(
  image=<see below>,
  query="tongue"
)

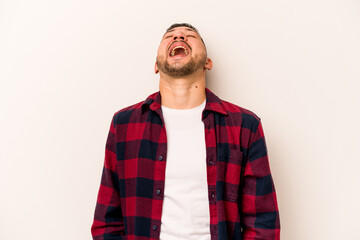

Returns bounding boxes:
[173,48,187,56]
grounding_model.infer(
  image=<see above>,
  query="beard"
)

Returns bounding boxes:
[156,53,207,78]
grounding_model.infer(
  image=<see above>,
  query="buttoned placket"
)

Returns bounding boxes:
[202,110,218,240]
[150,107,168,239]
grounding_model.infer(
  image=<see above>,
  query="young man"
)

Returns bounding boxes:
[92,23,280,240]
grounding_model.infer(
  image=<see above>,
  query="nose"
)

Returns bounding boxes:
[173,32,186,41]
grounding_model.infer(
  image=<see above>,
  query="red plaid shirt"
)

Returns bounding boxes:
[92,88,280,240]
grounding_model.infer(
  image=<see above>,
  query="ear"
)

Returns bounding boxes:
[204,57,213,71]
[155,62,159,74]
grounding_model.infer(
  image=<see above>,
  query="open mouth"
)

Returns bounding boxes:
[170,46,188,56]
[168,43,190,57]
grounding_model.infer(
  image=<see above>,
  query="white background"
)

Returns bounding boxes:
[1,0,359,239]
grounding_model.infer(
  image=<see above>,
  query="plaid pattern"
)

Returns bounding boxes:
[91,88,280,240]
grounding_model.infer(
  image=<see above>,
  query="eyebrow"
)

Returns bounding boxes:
[165,28,197,34]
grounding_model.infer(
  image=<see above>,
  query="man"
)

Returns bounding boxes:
[92,23,280,240]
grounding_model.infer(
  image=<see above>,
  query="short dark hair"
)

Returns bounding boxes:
[165,23,205,46]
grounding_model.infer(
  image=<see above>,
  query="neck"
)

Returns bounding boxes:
[159,70,206,109]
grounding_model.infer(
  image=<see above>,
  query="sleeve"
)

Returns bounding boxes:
[91,116,125,240]
[241,120,280,239]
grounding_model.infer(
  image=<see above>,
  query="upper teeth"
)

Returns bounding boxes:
[171,46,188,56]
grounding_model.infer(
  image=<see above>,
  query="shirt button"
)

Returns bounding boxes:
[209,160,213,165]
[211,193,216,199]
[158,155,163,161]
[152,224,157,230]
[156,189,161,195]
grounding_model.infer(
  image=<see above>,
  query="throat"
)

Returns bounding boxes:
[173,48,187,56]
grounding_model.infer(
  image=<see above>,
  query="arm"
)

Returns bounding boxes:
[241,120,280,239]
[91,116,124,240]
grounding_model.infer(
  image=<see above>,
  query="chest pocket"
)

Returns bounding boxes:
[218,149,243,202]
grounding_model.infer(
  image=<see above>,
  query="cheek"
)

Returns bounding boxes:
[193,47,206,57]
[157,45,168,57]
[191,41,205,52]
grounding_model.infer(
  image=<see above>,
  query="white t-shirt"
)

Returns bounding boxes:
[159,100,211,240]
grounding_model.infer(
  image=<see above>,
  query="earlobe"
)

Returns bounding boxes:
[204,58,213,71]
[155,62,159,74]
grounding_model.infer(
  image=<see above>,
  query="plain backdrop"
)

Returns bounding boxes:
[1,0,359,239]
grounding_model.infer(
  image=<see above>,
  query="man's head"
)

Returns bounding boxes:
[155,23,212,78]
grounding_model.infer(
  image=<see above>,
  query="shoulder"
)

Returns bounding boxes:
[220,98,261,132]
[206,88,261,131]
[111,101,145,125]
[110,91,158,125]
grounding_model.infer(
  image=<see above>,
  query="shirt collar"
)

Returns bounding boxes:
[141,88,228,116]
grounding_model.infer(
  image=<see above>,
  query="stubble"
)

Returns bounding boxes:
[156,53,207,78]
